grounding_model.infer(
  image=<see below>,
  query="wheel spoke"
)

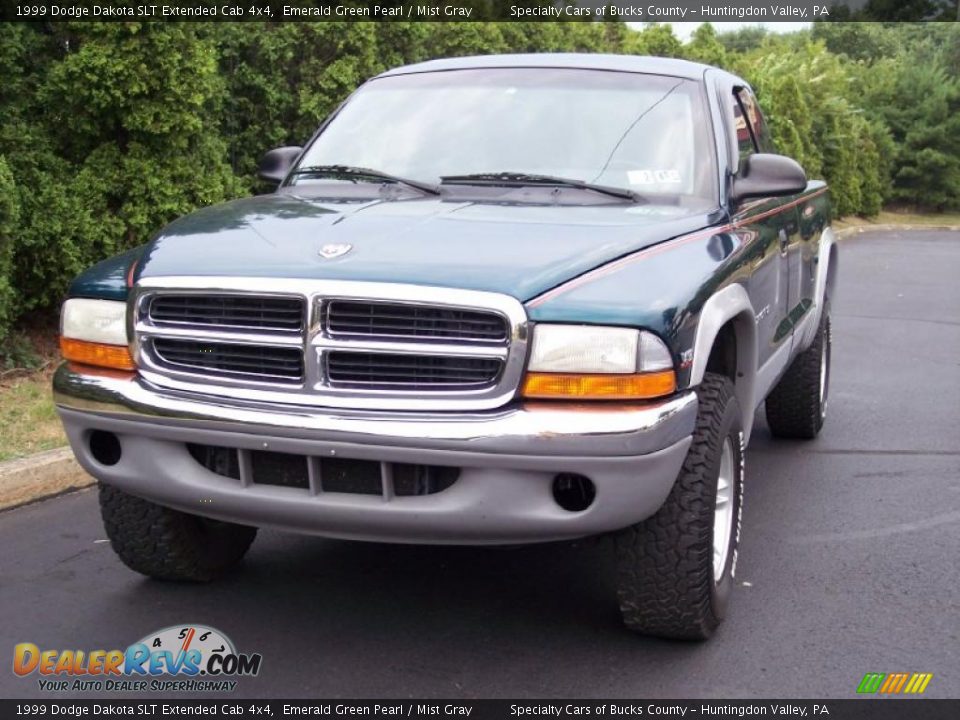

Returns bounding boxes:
[713,438,736,581]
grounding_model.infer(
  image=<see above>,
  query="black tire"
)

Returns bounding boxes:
[765,310,831,439]
[614,372,745,640]
[99,484,257,582]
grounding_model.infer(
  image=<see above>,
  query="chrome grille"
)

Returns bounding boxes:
[133,278,528,411]
[326,352,502,389]
[150,294,304,332]
[326,300,507,342]
[152,338,304,382]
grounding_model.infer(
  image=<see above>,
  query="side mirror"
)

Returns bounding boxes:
[730,153,807,204]
[257,146,303,184]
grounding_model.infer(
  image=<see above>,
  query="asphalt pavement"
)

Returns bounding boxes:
[1,229,957,699]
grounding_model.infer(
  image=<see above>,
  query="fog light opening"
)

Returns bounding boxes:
[552,473,596,512]
[89,431,121,466]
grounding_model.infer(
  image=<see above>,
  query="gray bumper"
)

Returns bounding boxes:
[54,364,696,544]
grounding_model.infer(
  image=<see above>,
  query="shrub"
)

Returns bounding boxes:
[0,155,19,344]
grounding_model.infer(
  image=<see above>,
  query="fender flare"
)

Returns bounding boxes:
[796,225,838,351]
[689,283,759,441]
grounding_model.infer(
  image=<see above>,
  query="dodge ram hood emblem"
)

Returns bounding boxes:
[318,243,352,259]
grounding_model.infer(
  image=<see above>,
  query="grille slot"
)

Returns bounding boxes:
[251,451,309,489]
[150,294,304,332]
[393,463,459,496]
[321,458,383,495]
[187,444,458,497]
[188,444,240,480]
[326,300,508,342]
[326,352,502,389]
[152,338,304,382]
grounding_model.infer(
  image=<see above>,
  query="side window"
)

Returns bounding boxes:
[735,88,775,154]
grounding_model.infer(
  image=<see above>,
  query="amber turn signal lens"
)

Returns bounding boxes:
[521,370,676,400]
[60,337,136,371]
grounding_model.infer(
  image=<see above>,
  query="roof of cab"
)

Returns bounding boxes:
[375,53,715,81]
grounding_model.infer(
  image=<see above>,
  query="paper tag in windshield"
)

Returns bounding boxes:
[628,169,682,186]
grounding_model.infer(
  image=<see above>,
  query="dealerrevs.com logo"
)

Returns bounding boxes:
[13,624,262,693]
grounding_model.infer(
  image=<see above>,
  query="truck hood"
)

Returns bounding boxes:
[137,192,720,302]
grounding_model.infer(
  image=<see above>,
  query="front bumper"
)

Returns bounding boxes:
[54,364,696,544]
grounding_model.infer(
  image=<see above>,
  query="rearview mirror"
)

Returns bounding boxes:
[257,146,303,184]
[730,154,807,204]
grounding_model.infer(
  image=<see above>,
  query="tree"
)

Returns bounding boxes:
[733,38,888,216]
[717,26,770,54]
[627,24,684,57]
[862,57,960,209]
[10,23,241,314]
[810,21,899,61]
[0,22,111,319]
[685,23,729,68]
[0,156,18,345]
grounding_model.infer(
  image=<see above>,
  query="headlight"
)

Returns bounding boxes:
[523,325,675,400]
[528,325,639,373]
[60,299,135,371]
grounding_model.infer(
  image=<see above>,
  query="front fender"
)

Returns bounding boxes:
[688,283,758,438]
[525,227,761,440]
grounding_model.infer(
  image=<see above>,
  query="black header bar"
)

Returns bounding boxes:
[4,1,959,23]
[3,700,960,720]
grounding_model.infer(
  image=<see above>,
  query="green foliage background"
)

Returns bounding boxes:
[0,20,958,347]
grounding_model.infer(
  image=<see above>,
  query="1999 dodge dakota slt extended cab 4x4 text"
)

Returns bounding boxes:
[55,55,836,639]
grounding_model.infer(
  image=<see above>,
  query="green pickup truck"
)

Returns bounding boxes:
[54,54,836,639]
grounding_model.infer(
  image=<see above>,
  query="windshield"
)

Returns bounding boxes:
[291,68,717,203]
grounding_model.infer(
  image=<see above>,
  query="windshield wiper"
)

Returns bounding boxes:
[440,171,643,203]
[289,164,440,196]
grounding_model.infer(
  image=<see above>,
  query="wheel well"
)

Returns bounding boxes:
[705,321,738,383]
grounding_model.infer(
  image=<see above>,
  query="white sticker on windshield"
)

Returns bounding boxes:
[628,169,682,185]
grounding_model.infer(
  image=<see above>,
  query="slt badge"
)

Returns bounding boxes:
[319,243,352,259]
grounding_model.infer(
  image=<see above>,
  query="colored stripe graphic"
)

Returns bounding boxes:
[857,673,885,693]
[905,674,934,694]
[858,672,933,695]
[879,674,897,693]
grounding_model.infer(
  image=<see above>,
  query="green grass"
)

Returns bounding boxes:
[0,372,65,462]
